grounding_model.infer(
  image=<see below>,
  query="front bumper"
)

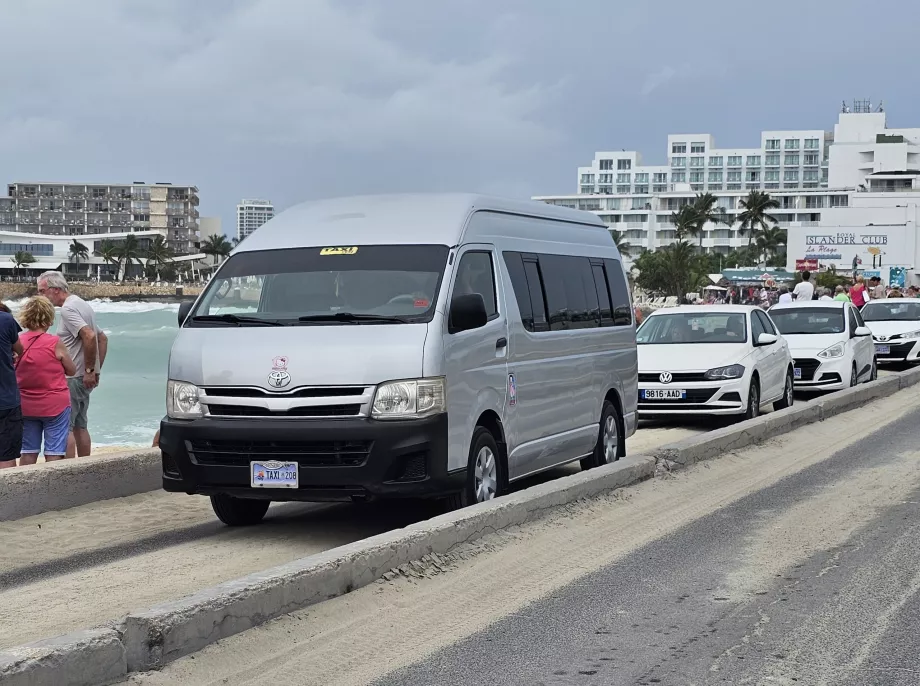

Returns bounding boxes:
[792,356,847,391]
[637,378,747,416]
[159,413,461,502]
[873,339,920,364]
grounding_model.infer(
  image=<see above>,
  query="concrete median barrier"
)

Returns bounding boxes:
[0,372,915,685]
[897,365,920,389]
[0,449,160,522]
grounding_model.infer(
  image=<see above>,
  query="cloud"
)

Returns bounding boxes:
[641,66,679,97]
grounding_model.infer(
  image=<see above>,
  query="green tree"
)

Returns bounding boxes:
[689,192,731,252]
[202,234,233,266]
[11,251,36,279]
[669,205,696,241]
[632,241,708,299]
[755,226,788,266]
[95,240,120,279]
[68,239,89,276]
[116,234,143,281]
[144,235,174,281]
[736,190,781,249]
[609,229,631,256]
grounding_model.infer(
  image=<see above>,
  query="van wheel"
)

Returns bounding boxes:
[773,370,794,411]
[210,494,270,526]
[581,400,624,470]
[446,427,504,509]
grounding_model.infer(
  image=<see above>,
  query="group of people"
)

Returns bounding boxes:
[724,271,916,310]
[0,272,107,469]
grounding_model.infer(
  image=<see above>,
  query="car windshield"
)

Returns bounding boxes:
[636,312,747,344]
[861,301,920,322]
[187,244,450,326]
[769,307,844,334]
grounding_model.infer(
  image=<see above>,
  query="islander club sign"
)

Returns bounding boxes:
[803,232,890,262]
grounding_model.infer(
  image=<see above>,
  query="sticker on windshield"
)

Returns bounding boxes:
[414,299,429,308]
[320,247,358,255]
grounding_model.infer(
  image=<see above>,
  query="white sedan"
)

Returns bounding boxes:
[636,305,794,419]
[861,298,920,364]
[769,300,876,390]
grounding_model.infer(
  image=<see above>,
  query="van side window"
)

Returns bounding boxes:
[603,259,633,326]
[522,258,549,331]
[539,254,570,331]
[503,252,532,329]
[591,264,613,325]
[579,258,600,327]
[453,251,497,319]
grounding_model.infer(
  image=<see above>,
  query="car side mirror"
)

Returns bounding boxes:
[178,301,194,327]
[854,326,872,337]
[756,332,778,346]
[449,293,488,334]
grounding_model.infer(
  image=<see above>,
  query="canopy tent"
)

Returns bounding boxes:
[703,285,728,291]
[721,268,796,285]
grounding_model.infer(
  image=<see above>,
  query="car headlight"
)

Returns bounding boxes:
[167,380,203,419]
[818,342,846,359]
[704,364,745,380]
[372,377,446,419]
[897,330,920,340]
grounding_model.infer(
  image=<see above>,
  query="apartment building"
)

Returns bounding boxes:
[237,198,274,241]
[534,101,920,283]
[0,181,200,255]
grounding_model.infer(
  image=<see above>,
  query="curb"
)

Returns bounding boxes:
[0,450,160,522]
[0,373,911,684]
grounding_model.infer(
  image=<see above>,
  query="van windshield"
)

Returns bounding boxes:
[188,244,450,326]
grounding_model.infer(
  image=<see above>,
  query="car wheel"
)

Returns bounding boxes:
[870,357,878,381]
[446,427,504,509]
[744,378,761,421]
[774,370,794,411]
[581,400,624,470]
[849,363,858,387]
[210,494,270,527]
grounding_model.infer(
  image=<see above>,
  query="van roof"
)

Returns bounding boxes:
[234,193,608,253]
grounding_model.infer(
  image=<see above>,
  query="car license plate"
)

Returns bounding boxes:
[793,368,802,379]
[876,345,890,355]
[642,389,686,400]
[250,460,298,489]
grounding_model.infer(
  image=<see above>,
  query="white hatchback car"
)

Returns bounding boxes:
[769,300,876,390]
[860,298,920,365]
[636,305,794,419]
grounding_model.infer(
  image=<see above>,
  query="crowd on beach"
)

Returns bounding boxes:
[0,272,107,469]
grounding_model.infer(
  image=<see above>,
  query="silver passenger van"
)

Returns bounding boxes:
[160,194,638,525]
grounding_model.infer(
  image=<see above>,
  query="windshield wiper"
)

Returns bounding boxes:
[190,314,283,326]
[297,312,409,324]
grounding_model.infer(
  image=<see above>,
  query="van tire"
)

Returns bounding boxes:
[446,427,503,509]
[210,494,270,526]
[581,400,624,470]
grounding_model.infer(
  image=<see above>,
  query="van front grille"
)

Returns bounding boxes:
[205,404,362,418]
[188,439,372,467]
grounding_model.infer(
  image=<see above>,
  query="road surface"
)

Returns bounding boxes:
[127,383,920,686]
[0,422,703,648]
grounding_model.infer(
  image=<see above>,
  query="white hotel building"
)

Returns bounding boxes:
[534,102,920,284]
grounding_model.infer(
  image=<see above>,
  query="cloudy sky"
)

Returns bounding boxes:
[1,0,916,234]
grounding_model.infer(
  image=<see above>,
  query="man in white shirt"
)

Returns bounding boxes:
[778,286,793,303]
[793,271,815,301]
[818,288,833,301]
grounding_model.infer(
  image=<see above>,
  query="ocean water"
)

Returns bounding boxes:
[8,299,178,448]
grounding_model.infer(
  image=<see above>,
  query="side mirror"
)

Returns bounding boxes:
[448,294,488,334]
[178,301,194,327]
[854,326,872,337]
[756,332,778,346]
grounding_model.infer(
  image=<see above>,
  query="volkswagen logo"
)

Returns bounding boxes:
[659,372,673,384]
[267,370,291,389]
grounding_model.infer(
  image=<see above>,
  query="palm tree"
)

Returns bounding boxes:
[95,240,121,279]
[68,239,89,276]
[609,229,631,257]
[755,226,787,266]
[689,192,730,252]
[115,234,143,281]
[11,251,36,279]
[144,235,175,282]
[202,234,233,266]
[669,205,697,241]
[662,241,703,299]
[736,190,781,249]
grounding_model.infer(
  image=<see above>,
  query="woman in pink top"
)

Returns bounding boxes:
[15,296,76,465]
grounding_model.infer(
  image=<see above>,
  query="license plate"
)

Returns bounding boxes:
[642,389,686,400]
[793,368,802,379]
[876,345,890,355]
[250,461,298,488]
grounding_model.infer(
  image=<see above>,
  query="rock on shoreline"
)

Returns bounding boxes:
[0,282,203,302]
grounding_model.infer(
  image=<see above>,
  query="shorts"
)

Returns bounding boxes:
[0,405,23,461]
[67,377,93,430]
[22,408,72,456]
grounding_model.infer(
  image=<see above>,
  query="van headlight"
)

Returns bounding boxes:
[167,380,203,419]
[818,342,846,359]
[372,377,446,419]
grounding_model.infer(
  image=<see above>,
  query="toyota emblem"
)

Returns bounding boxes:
[267,370,291,389]
[659,372,673,384]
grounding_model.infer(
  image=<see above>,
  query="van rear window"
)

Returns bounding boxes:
[188,244,450,326]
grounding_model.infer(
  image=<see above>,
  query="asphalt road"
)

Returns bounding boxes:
[379,408,920,685]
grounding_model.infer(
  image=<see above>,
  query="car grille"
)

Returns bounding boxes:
[638,372,709,383]
[188,439,373,467]
[875,341,915,359]
[205,404,361,418]
[202,386,366,398]
[638,388,718,404]
[793,358,821,381]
